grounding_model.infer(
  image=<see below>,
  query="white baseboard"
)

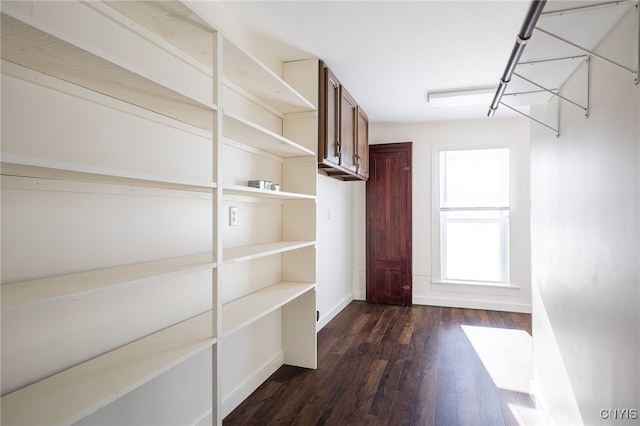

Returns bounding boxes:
[194,409,213,426]
[221,351,284,418]
[413,295,532,313]
[353,291,366,301]
[317,293,354,331]
[351,292,530,313]
[530,362,556,425]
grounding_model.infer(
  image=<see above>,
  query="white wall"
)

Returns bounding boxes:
[316,174,358,329]
[530,9,639,425]
[356,118,532,313]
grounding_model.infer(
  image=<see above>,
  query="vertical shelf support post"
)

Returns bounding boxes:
[211,30,224,426]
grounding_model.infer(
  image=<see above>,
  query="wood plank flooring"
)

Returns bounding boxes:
[224,301,545,426]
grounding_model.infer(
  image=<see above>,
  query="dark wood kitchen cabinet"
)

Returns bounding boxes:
[339,85,357,174]
[356,106,369,178]
[319,65,341,167]
[318,61,369,181]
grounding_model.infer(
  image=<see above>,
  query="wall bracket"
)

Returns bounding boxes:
[515,55,590,119]
[500,100,560,137]
[499,56,590,136]
[535,0,640,85]
[514,59,590,118]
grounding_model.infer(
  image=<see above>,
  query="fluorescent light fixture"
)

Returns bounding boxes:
[427,86,496,107]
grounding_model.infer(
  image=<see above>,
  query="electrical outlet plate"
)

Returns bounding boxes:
[229,206,238,226]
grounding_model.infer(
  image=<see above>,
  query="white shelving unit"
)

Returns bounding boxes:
[217,25,318,417]
[1,154,216,193]
[222,39,315,114]
[0,11,216,131]
[1,252,216,316]
[1,1,318,425]
[222,282,315,337]
[1,311,215,426]
[222,184,315,200]
[223,241,316,265]
[223,112,314,158]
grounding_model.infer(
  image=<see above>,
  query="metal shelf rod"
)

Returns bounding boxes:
[488,0,548,117]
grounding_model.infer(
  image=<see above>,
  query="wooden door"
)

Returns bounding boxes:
[366,142,412,306]
[319,64,340,166]
[339,86,357,172]
[356,107,369,179]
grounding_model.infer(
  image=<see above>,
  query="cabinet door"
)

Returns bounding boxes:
[356,106,369,179]
[339,86,357,173]
[319,64,341,166]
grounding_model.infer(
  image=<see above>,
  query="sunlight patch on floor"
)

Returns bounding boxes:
[461,325,533,394]
[508,402,549,426]
[461,325,548,425]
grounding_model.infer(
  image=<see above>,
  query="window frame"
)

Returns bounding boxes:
[432,144,522,288]
[438,148,511,285]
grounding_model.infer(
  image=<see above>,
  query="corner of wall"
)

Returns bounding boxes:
[531,285,583,425]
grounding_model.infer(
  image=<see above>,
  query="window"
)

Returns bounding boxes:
[439,148,510,284]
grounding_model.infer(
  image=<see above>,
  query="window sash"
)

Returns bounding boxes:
[440,209,510,285]
[439,148,510,209]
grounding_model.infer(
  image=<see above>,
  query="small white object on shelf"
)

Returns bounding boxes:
[248,180,270,190]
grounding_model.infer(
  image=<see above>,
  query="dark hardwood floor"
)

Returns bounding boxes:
[224,301,545,426]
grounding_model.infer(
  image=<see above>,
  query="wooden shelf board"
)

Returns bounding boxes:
[1,154,216,193]
[103,1,215,71]
[223,39,315,114]
[1,13,217,131]
[223,112,314,158]
[0,311,216,426]
[222,184,315,200]
[223,241,315,265]
[1,252,216,316]
[222,282,315,337]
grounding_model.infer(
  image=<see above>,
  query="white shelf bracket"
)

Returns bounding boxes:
[500,100,560,137]
[514,55,591,118]
[535,0,640,85]
[497,56,589,136]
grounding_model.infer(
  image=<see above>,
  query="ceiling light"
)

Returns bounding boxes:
[427,86,497,107]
